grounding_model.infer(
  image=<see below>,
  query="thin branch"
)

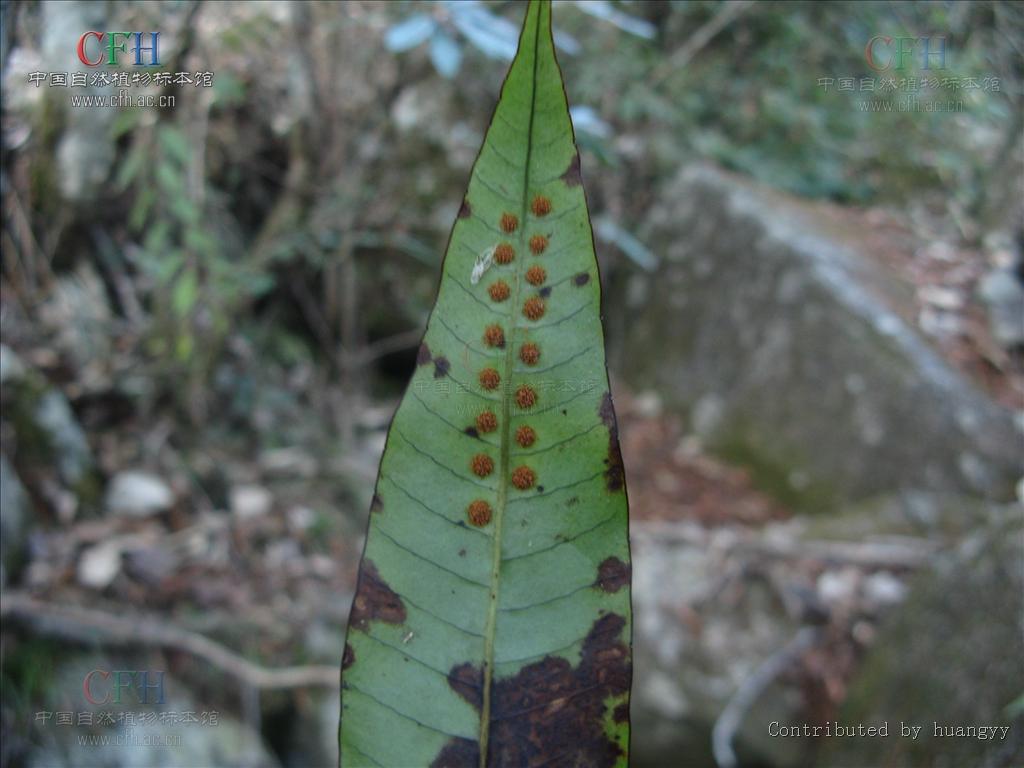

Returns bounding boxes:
[350,328,423,365]
[1,592,340,690]
[652,0,755,85]
[631,521,936,569]
[712,627,821,768]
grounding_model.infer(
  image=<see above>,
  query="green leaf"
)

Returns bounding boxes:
[340,2,632,767]
[171,268,198,318]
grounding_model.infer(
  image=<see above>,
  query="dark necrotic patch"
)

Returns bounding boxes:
[561,152,582,187]
[613,703,629,723]
[464,426,480,439]
[574,271,590,287]
[458,199,472,219]
[430,737,480,768]
[538,286,552,299]
[434,356,451,378]
[417,343,432,366]
[348,559,406,631]
[596,556,630,593]
[342,643,355,670]
[485,612,630,768]
[599,392,626,493]
[370,494,383,514]
[447,662,483,710]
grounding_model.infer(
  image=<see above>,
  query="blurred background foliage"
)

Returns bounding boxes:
[2,0,1020,430]
[1,2,1021,768]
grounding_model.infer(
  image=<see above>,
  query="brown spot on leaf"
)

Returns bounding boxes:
[467,499,492,527]
[600,392,626,493]
[447,662,483,710]
[511,465,536,490]
[485,613,631,767]
[599,392,616,431]
[561,152,582,187]
[471,453,494,478]
[479,367,501,391]
[515,425,536,448]
[526,265,547,286]
[574,271,590,286]
[519,342,540,366]
[488,280,510,302]
[494,243,515,264]
[500,212,519,233]
[458,199,472,219]
[515,385,537,409]
[606,442,625,493]
[370,494,383,514]
[434,356,450,378]
[522,296,546,320]
[417,343,432,366]
[430,738,480,768]
[596,556,630,593]
[531,195,552,217]
[529,234,548,255]
[342,643,355,670]
[349,560,406,631]
[483,324,505,348]
[476,410,498,433]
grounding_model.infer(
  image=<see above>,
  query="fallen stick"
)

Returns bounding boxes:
[652,0,755,83]
[0,592,340,690]
[711,626,821,768]
[631,521,937,569]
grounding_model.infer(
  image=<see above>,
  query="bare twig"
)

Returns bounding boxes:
[349,328,423,366]
[1,592,340,690]
[712,626,821,768]
[631,521,937,569]
[652,0,755,84]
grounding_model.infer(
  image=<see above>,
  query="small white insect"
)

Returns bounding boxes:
[402,631,415,644]
[470,246,496,285]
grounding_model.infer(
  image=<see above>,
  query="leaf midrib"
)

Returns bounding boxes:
[478,4,543,766]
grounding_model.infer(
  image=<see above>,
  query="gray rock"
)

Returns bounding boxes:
[978,267,1024,349]
[105,471,174,517]
[619,165,1020,509]
[0,344,27,383]
[37,263,113,374]
[631,532,809,768]
[123,545,180,586]
[817,518,1024,768]
[41,1,116,203]
[26,656,281,768]
[1,345,99,505]
[75,540,122,589]
[0,454,31,585]
[34,390,94,489]
[229,485,273,520]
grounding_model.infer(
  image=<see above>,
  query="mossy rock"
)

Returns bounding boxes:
[0,345,101,513]
[616,165,1020,511]
[816,520,1024,767]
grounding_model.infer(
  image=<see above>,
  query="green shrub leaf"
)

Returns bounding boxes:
[340,2,631,765]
